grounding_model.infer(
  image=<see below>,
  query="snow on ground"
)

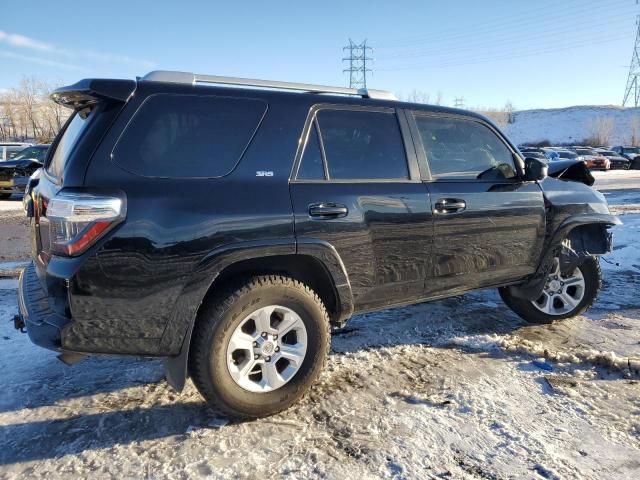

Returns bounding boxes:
[504,105,640,146]
[0,181,639,479]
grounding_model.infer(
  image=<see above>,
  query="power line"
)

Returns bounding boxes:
[376,10,633,62]
[454,97,465,108]
[377,32,627,72]
[378,0,630,51]
[342,39,373,89]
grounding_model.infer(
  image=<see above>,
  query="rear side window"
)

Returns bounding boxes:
[413,114,517,180]
[46,110,91,178]
[315,109,408,180]
[114,94,267,178]
[297,123,325,180]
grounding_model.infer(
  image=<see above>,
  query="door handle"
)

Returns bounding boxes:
[309,203,348,218]
[434,198,466,214]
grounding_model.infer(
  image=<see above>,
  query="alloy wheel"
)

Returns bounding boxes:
[531,258,585,316]
[226,305,308,393]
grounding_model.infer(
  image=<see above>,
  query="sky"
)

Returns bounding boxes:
[0,0,638,110]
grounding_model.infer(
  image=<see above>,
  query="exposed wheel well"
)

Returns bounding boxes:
[567,223,612,255]
[203,254,340,325]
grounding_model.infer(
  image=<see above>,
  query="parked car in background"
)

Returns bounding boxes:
[0,144,49,199]
[611,146,640,169]
[541,148,560,161]
[0,142,32,161]
[520,150,549,162]
[519,146,560,162]
[12,144,51,163]
[570,147,610,170]
[555,149,581,160]
[595,149,630,170]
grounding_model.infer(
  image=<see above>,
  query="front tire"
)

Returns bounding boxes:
[189,275,330,418]
[499,256,602,324]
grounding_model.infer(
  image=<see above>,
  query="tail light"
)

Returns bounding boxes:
[46,191,126,256]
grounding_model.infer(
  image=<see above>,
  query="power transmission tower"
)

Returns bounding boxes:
[454,97,465,108]
[342,39,373,89]
[623,9,640,106]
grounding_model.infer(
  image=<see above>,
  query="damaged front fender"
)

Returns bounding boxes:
[506,213,620,301]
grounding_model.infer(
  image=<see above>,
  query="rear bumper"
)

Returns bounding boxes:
[17,263,70,351]
[610,162,629,170]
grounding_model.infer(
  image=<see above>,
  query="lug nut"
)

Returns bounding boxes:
[273,334,278,340]
[253,341,258,347]
[254,354,259,360]
[275,346,280,352]
[265,356,271,362]
[261,332,267,338]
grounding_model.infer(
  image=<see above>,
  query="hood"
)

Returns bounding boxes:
[546,159,594,186]
[0,159,43,180]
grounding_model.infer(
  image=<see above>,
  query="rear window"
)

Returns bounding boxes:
[47,110,92,178]
[113,94,267,178]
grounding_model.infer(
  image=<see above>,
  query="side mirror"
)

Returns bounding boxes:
[524,157,548,181]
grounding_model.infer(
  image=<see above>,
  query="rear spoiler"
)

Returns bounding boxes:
[50,78,136,109]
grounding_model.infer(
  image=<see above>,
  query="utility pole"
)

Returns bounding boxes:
[454,97,465,108]
[342,39,373,89]
[623,3,640,106]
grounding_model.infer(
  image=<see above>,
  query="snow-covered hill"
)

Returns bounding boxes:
[503,105,640,146]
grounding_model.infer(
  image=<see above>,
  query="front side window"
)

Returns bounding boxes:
[114,94,267,178]
[314,109,408,180]
[413,114,517,180]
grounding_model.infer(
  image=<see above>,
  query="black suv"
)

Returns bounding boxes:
[17,71,619,418]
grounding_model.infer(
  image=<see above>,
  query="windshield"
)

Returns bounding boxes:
[558,151,578,159]
[46,109,92,178]
[575,149,594,155]
[14,146,49,162]
[626,147,640,153]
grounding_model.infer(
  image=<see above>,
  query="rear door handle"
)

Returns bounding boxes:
[309,203,348,218]
[434,198,466,214]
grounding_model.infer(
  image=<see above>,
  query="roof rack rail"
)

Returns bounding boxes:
[141,70,397,101]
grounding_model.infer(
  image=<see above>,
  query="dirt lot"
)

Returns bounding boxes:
[0,197,29,263]
[0,172,639,479]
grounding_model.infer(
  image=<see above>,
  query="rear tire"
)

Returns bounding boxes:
[189,275,330,418]
[499,256,601,324]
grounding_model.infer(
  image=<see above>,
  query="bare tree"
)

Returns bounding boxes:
[0,77,70,142]
[504,101,515,124]
[473,101,516,129]
[630,116,640,146]
[587,116,614,146]
[403,89,430,104]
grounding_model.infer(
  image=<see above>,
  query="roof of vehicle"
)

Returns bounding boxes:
[51,71,502,142]
[137,71,486,118]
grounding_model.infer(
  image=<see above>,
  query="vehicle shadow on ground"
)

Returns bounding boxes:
[1,276,636,465]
